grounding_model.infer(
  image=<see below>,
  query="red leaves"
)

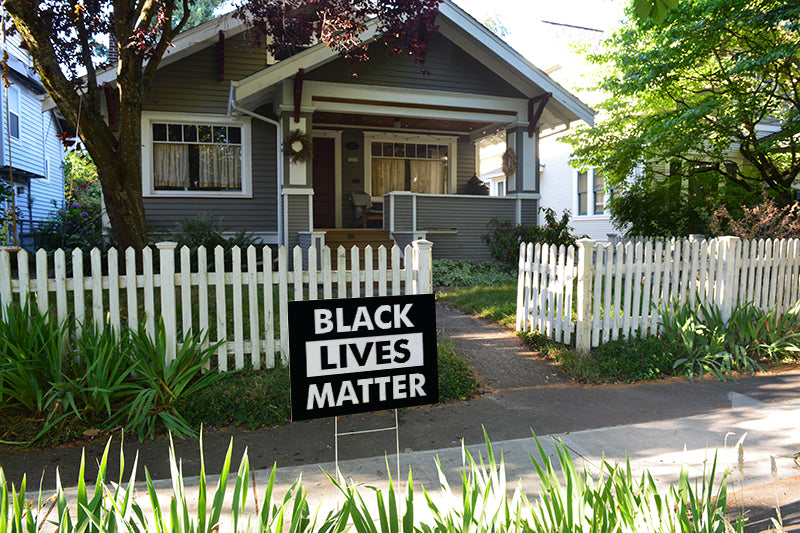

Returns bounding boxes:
[235,0,439,72]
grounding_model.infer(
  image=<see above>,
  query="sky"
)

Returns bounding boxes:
[452,0,628,66]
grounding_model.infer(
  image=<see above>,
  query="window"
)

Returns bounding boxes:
[593,172,605,215]
[370,141,448,196]
[497,180,505,197]
[365,132,456,198]
[577,171,588,215]
[142,114,251,197]
[8,86,19,139]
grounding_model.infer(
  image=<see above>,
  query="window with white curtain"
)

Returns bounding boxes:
[152,122,243,191]
[369,140,449,196]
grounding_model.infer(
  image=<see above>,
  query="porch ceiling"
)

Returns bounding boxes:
[313,111,494,134]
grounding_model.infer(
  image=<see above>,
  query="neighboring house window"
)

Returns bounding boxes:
[8,86,19,139]
[593,171,604,215]
[497,180,505,197]
[577,171,588,215]
[364,132,457,198]
[141,113,251,198]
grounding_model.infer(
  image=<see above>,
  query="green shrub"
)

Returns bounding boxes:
[32,201,104,251]
[595,335,681,382]
[660,300,800,380]
[178,365,291,429]
[481,207,583,266]
[123,323,226,441]
[170,214,262,271]
[432,258,516,287]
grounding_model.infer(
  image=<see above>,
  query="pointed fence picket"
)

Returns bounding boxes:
[517,236,800,353]
[0,240,433,372]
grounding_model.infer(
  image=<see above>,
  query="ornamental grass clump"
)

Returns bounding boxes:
[661,300,800,380]
[0,430,745,533]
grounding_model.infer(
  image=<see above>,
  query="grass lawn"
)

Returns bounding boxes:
[436,284,517,327]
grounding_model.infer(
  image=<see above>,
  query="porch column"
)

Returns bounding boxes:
[506,126,539,195]
[279,109,315,247]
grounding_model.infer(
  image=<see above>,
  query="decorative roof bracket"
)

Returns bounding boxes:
[528,92,551,138]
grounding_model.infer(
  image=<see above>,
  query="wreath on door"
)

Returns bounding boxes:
[502,147,518,176]
[283,129,313,164]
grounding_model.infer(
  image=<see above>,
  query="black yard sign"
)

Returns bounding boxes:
[288,294,438,421]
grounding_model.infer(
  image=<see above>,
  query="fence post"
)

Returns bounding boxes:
[0,249,11,319]
[157,241,178,363]
[412,239,433,294]
[718,236,741,322]
[575,238,595,355]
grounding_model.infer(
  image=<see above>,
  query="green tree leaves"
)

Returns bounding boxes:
[567,0,800,236]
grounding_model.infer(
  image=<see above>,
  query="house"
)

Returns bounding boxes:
[48,1,593,260]
[0,33,66,247]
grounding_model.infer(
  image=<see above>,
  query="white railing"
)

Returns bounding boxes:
[0,240,433,372]
[516,236,800,353]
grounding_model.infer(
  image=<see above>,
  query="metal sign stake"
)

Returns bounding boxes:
[335,409,400,484]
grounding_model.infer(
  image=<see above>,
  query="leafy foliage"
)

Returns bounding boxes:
[660,301,800,380]
[711,197,800,240]
[0,302,224,444]
[33,201,104,251]
[169,214,262,270]
[432,259,515,287]
[481,207,583,266]
[606,174,759,238]
[595,335,680,382]
[437,338,479,401]
[568,0,800,229]
[178,365,291,429]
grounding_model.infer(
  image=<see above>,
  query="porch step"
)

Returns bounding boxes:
[318,229,396,268]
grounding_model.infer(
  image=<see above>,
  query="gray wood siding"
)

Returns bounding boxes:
[456,137,475,193]
[392,195,414,231]
[223,31,271,80]
[521,199,538,226]
[145,36,268,114]
[305,33,525,99]
[416,196,516,260]
[143,120,278,235]
[286,195,310,248]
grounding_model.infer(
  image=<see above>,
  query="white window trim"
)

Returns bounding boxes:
[363,131,458,200]
[44,156,51,182]
[575,168,611,219]
[8,85,20,139]
[141,112,252,198]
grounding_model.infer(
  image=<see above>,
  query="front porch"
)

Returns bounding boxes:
[302,192,539,262]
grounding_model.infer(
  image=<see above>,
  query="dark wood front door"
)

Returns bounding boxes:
[312,137,335,228]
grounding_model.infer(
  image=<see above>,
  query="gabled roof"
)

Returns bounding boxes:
[231,0,593,130]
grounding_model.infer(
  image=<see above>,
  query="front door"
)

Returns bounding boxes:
[312,137,335,228]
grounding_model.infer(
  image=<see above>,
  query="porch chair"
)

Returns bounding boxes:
[349,191,383,228]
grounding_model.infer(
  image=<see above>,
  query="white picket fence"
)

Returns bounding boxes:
[516,236,800,353]
[0,240,433,371]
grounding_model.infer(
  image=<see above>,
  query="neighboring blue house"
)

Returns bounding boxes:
[0,34,65,247]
